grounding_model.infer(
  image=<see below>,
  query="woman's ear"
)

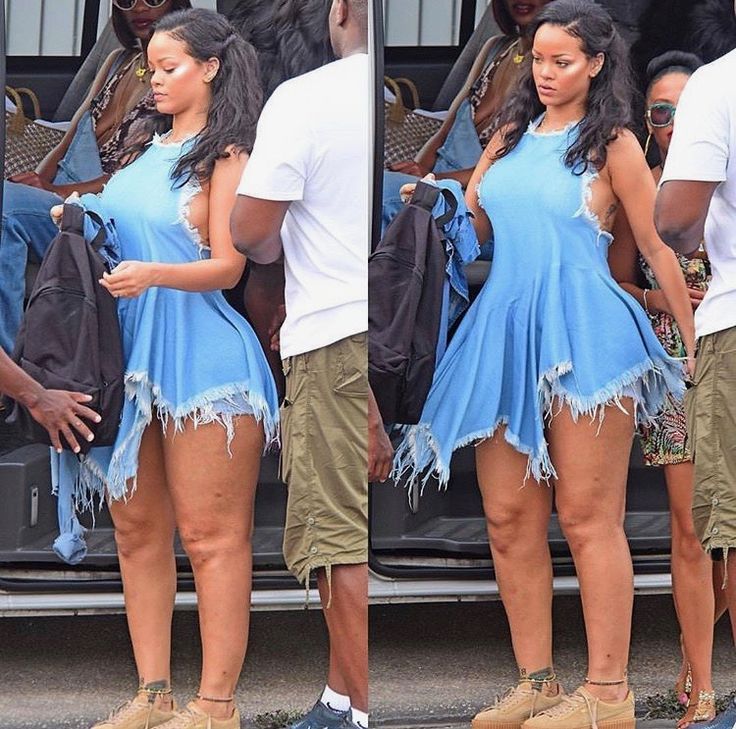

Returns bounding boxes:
[203,57,221,83]
[590,52,605,78]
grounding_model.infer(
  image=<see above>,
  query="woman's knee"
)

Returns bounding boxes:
[113,517,174,560]
[557,505,622,552]
[671,520,707,563]
[486,506,543,556]
[178,522,250,567]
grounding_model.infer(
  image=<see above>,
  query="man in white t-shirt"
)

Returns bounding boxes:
[230,3,376,729]
[656,47,736,729]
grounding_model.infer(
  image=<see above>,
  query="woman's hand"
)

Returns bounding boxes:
[687,287,705,310]
[99,261,159,298]
[9,171,55,191]
[389,160,430,178]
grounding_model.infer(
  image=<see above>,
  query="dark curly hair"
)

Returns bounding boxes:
[124,9,263,186]
[490,0,634,174]
[112,0,192,50]
[229,0,336,99]
[645,50,703,96]
[688,0,736,63]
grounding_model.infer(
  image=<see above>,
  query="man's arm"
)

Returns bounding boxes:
[0,349,100,453]
[368,387,393,483]
[655,180,719,256]
[230,196,291,264]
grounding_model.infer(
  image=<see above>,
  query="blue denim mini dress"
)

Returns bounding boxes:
[71,135,279,504]
[393,120,685,487]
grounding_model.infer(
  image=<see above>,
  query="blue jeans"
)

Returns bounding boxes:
[0,111,103,353]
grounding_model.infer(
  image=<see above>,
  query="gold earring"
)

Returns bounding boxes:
[644,133,652,157]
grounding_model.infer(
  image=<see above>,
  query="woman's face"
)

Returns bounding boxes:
[147,31,218,117]
[503,0,552,31]
[532,24,603,111]
[646,72,689,157]
[121,0,174,43]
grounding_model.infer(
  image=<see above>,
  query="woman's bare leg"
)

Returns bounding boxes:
[664,461,715,723]
[548,401,635,702]
[476,428,555,676]
[108,422,177,707]
[163,415,263,719]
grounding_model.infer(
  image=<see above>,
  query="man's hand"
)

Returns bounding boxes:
[268,304,286,352]
[28,390,101,454]
[9,171,54,191]
[389,160,430,178]
[368,388,393,483]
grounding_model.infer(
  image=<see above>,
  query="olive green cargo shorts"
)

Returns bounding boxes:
[685,326,736,555]
[280,333,368,587]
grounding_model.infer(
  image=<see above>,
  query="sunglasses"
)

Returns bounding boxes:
[646,102,676,128]
[112,0,167,10]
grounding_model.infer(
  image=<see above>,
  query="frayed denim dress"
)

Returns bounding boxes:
[393,120,685,488]
[58,134,279,529]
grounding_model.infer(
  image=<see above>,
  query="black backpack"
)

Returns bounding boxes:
[4,204,124,453]
[368,181,455,425]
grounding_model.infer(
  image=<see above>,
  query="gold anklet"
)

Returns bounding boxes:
[196,693,234,703]
[584,677,627,686]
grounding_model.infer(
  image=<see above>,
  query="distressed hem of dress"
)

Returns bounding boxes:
[70,372,279,511]
[392,356,682,492]
[292,553,368,609]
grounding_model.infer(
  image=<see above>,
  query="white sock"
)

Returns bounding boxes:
[320,685,350,713]
[351,708,369,728]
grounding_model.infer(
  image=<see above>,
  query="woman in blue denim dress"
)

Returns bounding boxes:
[395,3,695,728]
[63,10,279,729]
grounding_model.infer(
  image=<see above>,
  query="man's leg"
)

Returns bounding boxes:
[282,334,368,728]
[0,181,61,352]
[317,564,368,712]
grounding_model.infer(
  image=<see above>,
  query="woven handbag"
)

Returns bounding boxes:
[384,76,442,168]
[5,86,65,178]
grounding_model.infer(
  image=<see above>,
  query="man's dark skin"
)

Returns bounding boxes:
[0,348,100,453]
[655,178,736,625]
[231,0,389,714]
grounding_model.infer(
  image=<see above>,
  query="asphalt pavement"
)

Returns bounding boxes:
[0,594,733,728]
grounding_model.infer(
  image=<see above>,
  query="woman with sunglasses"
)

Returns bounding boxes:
[0,0,190,356]
[609,50,724,729]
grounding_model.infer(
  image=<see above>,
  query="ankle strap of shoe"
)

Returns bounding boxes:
[196,693,234,703]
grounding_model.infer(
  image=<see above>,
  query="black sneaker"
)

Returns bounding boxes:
[289,700,348,729]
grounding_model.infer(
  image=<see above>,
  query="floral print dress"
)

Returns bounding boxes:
[639,254,709,466]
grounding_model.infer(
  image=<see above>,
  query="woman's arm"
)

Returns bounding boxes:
[609,207,670,314]
[393,36,505,177]
[608,131,696,364]
[34,49,126,186]
[100,149,248,297]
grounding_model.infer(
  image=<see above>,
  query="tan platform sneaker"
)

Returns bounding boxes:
[155,701,241,729]
[91,694,176,729]
[472,680,565,729]
[522,686,636,729]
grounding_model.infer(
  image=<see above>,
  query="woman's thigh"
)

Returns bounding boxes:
[161,416,264,540]
[547,400,635,527]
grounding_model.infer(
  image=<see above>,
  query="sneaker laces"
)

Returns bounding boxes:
[538,690,599,729]
[101,698,154,728]
[481,682,538,717]
[163,704,214,729]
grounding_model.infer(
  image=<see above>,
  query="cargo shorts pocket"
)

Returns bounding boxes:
[333,334,367,398]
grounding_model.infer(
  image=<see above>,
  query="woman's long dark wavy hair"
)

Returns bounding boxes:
[112,0,192,50]
[490,0,634,174]
[126,8,263,186]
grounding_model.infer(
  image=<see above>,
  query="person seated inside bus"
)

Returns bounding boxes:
[0,0,191,355]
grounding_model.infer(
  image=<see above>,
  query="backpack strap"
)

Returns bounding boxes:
[60,204,108,251]
[410,180,441,211]
[434,188,458,228]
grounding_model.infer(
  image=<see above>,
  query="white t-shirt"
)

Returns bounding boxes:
[238,54,370,359]
[661,49,736,339]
